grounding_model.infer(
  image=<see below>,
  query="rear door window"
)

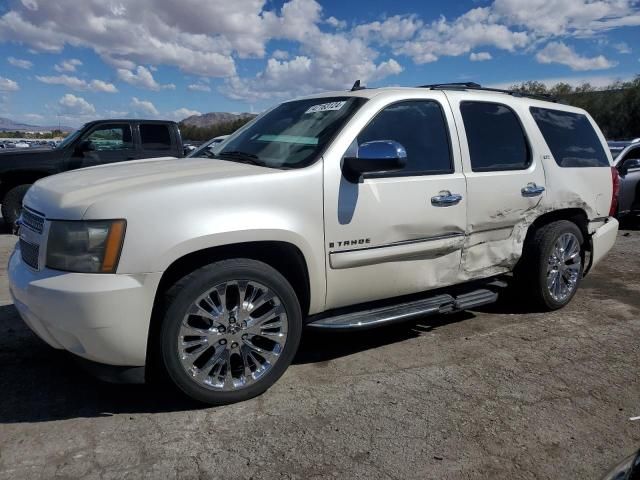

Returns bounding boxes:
[140,124,172,151]
[460,102,530,172]
[530,107,609,167]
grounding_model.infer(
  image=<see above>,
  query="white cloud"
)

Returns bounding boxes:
[613,42,631,54]
[130,97,159,116]
[470,51,493,61]
[272,49,290,60]
[535,41,617,70]
[54,58,82,72]
[7,56,32,69]
[326,16,347,29]
[89,79,118,93]
[492,0,640,36]
[355,15,424,43]
[58,93,95,115]
[0,0,637,103]
[395,8,529,64]
[187,83,211,92]
[117,66,174,91]
[0,77,19,92]
[36,74,118,92]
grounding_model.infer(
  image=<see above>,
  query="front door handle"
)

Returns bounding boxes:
[431,191,463,207]
[521,183,546,197]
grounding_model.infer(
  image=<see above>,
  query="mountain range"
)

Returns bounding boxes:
[0,111,255,133]
[0,117,74,132]
[180,112,256,128]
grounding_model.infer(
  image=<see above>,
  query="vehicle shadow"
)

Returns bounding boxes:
[0,303,476,423]
[295,310,474,365]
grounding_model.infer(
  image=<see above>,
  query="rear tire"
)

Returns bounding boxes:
[515,220,584,311]
[160,259,302,405]
[2,184,31,233]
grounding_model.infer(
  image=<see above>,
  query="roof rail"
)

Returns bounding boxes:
[418,82,557,102]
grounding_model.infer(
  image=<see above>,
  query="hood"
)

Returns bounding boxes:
[24,156,274,219]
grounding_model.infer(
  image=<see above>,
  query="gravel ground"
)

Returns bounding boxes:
[0,222,639,479]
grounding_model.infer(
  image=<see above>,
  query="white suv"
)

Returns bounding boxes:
[9,83,619,405]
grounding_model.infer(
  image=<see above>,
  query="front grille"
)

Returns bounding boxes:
[21,208,45,234]
[20,239,40,269]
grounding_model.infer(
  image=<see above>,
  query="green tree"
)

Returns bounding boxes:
[510,75,640,139]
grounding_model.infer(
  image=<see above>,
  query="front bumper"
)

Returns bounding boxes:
[8,247,162,366]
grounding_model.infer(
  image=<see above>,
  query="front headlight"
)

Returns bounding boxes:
[46,220,126,273]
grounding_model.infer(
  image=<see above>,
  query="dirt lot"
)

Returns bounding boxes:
[0,222,639,479]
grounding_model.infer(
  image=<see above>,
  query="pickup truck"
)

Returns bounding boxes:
[0,119,184,230]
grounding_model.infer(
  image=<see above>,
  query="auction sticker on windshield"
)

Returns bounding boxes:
[304,101,347,114]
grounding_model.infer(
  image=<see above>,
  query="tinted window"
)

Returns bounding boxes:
[85,124,132,151]
[219,97,365,169]
[357,100,452,175]
[530,107,609,167]
[140,124,172,151]
[461,102,530,171]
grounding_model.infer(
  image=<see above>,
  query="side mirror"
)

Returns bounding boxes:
[620,158,640,175]
[343,140,407,182]
[76,140,95,153]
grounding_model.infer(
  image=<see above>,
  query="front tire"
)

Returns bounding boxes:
[516,220,584,311]
[160,259,302,405]
[2,184,31,233]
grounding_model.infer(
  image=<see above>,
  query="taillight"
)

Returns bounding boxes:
[610,166,620,216]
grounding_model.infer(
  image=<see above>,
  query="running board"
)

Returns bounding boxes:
[306,288,498,330]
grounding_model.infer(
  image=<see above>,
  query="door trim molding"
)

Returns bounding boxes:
[329,232,465,269]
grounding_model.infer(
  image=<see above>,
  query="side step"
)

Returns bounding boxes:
[306,288,498,330]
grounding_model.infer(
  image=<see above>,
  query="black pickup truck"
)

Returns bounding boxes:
[0,119,184,230]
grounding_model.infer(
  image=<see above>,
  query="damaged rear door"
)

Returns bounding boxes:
[445,93,547,277]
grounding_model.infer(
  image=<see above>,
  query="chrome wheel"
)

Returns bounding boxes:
[177,280,288,391]
[546,232,582,303]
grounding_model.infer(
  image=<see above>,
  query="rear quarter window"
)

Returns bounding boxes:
[530,107,609,168]
[140,124,172,151]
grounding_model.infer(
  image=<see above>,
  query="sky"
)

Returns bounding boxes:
[0,0,638,127]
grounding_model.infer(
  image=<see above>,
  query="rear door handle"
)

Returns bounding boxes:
[521,183,545,197]
[431,191,463,207]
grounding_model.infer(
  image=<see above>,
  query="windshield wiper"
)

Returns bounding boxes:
[215,150,264,167]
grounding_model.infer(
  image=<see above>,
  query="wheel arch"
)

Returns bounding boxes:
[144,240,312,379]
[527,208,589,247]
[0,170,49,199]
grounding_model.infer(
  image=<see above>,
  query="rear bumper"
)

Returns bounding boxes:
[589,216,619,272]
[8,247,162,366]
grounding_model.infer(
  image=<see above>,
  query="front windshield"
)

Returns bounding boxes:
[216,96,366,169]
[56,127,84,150]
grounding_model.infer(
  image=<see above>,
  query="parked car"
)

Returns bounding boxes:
[613,141,640,218]
[0,119,184,231]
[9,83,618,405]
[187,135,229,158]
